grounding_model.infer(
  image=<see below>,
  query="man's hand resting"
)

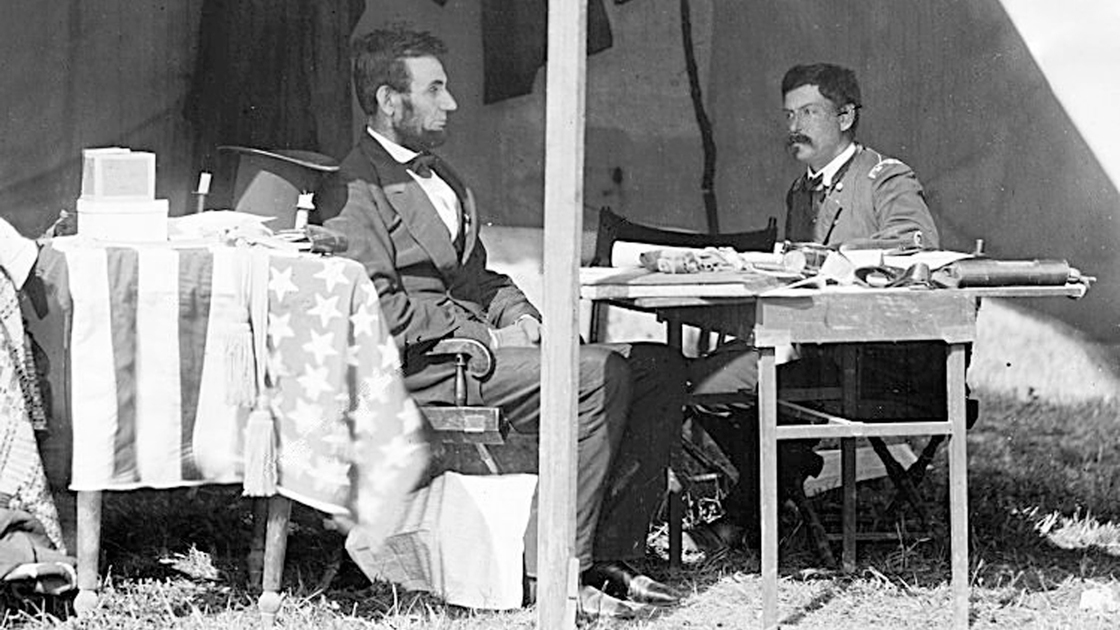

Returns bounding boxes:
[489,317,542,348]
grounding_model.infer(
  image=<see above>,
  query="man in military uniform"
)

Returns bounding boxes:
[686,63,943,553]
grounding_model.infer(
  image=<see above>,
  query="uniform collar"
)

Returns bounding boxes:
[807,141,857,188]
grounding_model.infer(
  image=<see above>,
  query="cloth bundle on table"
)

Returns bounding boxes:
[36,237,428,546]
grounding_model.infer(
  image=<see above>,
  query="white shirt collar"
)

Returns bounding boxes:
[366,128,461,239]
[367,127,419,165]
[807,142,857,187]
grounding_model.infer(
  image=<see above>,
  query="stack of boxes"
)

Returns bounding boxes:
[76,148,168,241]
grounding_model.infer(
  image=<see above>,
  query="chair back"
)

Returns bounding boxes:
[591,206,778,267]
[587,207,779,350]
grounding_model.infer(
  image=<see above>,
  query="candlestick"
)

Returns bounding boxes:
[294,193,315,229]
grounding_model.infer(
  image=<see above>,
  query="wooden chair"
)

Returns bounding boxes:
[586,206,779,567]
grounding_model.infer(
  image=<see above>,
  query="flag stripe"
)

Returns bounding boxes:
[107,248,140,482]
[135,248,184,484]
[177,248,212,481]
[66,245,118,489]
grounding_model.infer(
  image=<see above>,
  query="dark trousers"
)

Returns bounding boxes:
[413,342,685,574]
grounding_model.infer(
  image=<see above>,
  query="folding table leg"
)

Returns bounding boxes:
[247,497,268,589]
[840,346,859,573]
[73,490,102,616]
[947,344,969,629]
[259,495,292,629]
[840,438,857,573]
[758,347,779,630]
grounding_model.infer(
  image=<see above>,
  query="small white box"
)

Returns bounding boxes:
[81,148,156,200]
[77,198,169,242]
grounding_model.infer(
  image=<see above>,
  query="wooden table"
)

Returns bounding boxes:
[581,266,1087,630]
[28,237,428,627]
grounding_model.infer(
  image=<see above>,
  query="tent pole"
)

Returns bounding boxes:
[539,1,587,629]
[680,0,720,234]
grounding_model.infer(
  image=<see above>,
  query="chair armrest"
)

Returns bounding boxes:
[422,338,505,447]
[428,337,494,379]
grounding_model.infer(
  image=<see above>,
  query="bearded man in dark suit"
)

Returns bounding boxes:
[315,28,686,618]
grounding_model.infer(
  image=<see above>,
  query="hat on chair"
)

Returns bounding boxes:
[218,146,339,230]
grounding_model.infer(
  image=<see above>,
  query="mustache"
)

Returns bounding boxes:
[787,134,812,147]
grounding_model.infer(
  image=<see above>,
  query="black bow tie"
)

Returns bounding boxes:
[407,152,439,178]
[793,173,824,195]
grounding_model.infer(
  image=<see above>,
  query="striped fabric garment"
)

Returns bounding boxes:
[1,267,64,550]
[45,238,428,529]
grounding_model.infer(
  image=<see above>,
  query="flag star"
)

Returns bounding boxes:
[298,365,334,401]
[302,329,338,365]
[377,337,401,371]
[397,401,424,434]
[268,349,290,380]
[268,312,295,345]
[289,398,325,435]
[350,302,377,338]
[360,371,394,405]
[334,389,351,408]
[349,407,374,434]
[320,431,355,459]
[306,455,351,493]
[354,283,375,306]
[366,435,427,493]
[277,439,315,471]
[347,343,362,367]
[308,293,341,328]
[269,266,298,302]
[315,260,351,293]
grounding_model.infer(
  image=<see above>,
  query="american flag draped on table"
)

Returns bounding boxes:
[41,237,428,534]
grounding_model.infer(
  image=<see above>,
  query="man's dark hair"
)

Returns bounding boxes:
[352,29,448,117]
[781,63,862,132]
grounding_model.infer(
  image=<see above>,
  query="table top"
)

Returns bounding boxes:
[579,266,1089,306]
[581,266,1089,346]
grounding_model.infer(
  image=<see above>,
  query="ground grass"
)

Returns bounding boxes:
[3,391,1120,629]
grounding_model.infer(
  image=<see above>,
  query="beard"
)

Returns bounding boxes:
[394,99,448,151]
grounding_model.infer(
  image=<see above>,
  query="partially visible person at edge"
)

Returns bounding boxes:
[685,62,944,553]
[314,28,688,619]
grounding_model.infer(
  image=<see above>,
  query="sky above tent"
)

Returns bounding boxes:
[1000,0,1120,199]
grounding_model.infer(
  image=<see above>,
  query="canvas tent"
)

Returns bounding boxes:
[1,0,1117,341]
[3,0,1118,627]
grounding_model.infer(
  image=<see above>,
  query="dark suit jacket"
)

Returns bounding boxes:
[315,134,540,396]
